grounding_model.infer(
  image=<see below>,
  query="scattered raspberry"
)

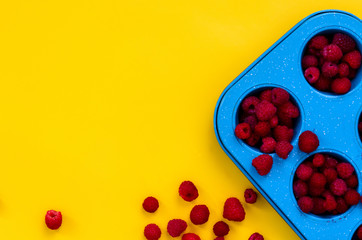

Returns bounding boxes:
[312,153,325,167]
[182,233,201,240]
[309,35,329,50]
[302,55,319,69]
[304,67,320,84]
[321,62,338,77]
[338,62,350,77]
[255,100,277,121]
[45,210,62,230]
[309,172,327,188]
[336,162,354,179]
[296,163,313,181]
[345,174,358,188]
[235,123,252,140]
[249,232,264,240]
[179,181,199,202]
[275,141,293,159]
[330,179,347,196]
[293,180,308,198]
[298,130,319,153]
[143,197,159,213]
[254,121,271,137]
[335,197,348,214]
[223,197,246,222]
[311,197,326,215]
[243,115,258,130]
[144,224,162,240]
[344,189,360,205]
[277,101,300,119]
[343,50,362,69]
[245,134,261,147]
[260,137,276,153]
[323,194,337,211]
[323,168,338,183]
[297,196,314,213]
[244,188,258,204]
[190,205,210,225]
[242,96,260,115]
[271,87,289,106]
[252,154,273,176]
[321,44,343,62]
[273,125,293,142]
[213,221,230,237]
[269,115,279,128]
[259,89,272,102]
[332,33,356,53]
[167,219,187,237]
[331,77,351,94]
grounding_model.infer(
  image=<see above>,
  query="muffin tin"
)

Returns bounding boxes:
[213,10,362,240]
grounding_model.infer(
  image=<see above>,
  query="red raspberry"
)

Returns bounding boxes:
[307,47,322,57]
[321,62,338,77]
[345,174,358,188]
[179,181,199,202]
[309,172,327,188]
[235,123,252,140]
[308,185,324,197]
[190,205,210,225]
[278,101,300,119]
[332,33,356,53]
[255,100,277,121]
[167,219,188,237]
[331,77,351,94]
[311,197,326,214]
[244,188,258,204]
[252,154,273,176]
[293,179,308,198]
[254,121,271,137]
[330,179,347,196]
[302,55,318,69]
[260,137,276,153]
[144,224,162,240]
[45,210,62,230]
[243,115,258,130]
[344,189,360,205]
[323,168,338,183]
[335,197,348,214]
[313,75,331,91]
[223,197,246,221]
[338,62,350,77]
[312,153,325,167]
[242,96,260,115]
[273,125,293,142]
[275,141,293,159]
[309,35,329,50]
[321,44,343,62]
[297,196,314,213]
[357,226,362,239]
[245,134,261,147]
[324,156,338,168]
[182,233,201,240]
[323,194,337,211]
[304,67,320,84]
[259,89,272,102]
[343,50,362,69]
[213,221,230,237]
[336,162,354,179]
[143,196,159,213]
[296,163,313,181]
[298,130,319,153]
[271,88,289,106]
[269,115,279,128]
[249,232,264,240]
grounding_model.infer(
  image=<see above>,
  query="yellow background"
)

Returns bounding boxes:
[0,1,361,239]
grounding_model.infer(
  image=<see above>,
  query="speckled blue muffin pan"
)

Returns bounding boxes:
[214,10,362,240]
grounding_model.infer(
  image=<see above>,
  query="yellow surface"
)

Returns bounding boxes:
[0,1,362,239]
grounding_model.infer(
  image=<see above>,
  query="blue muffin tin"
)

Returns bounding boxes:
[214,10,362,240]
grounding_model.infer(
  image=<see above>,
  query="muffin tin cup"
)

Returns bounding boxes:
[214,10,362,240]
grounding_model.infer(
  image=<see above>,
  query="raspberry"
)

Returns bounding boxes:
[321,62,338,77]
[313,75,331,91]
[167,219,188,237]
[323,194,337,211]
[308,185,324,197]
[242,96,260,115]
[293,179,308,198]
[309,172,327,188]
[304,67,320,84]
[311,197,326,214]
[223,197,246,221]
[214,237,225,240]
[45,210,62,230]
[252,154,273,176]
[321,44,343,62]
[331,77,351,94]
[213,221,230,237]
[273,125,293,142]
[335,197,348,214]
[278,114,293,128]
[336,162,354,179]
[179,181,199,202]
[344,189,360,205]
[259,89,272,102]
[235,123,252,140]
[312,153,325,167]
[269,115,279,128]
[190,205,210,225]
[244,188,258,204]
[275,141,293,159]
[296,163,313,181]
[144,224,161,240]
[254,121,271,137]
[330,179,347,196]
[249,232,264,240]
[324,156,338,168]
[332,33,356,53]
[345,174,358,188]
[302,55,318,69]
[271,88,289,106]
[343,50,362,69]
[277,101,300,119]
[255,100,277,121]
[260,137,276,153]
[323,168,338,183]
[182,233,201,240]
[143,197,159,213]
[297,196,314,213]
[357,226,362,240]
[243,115,258,130]
[245,134,261,147]
[298,130,319,153]
[338,62,350,77]
[309,35,329,50]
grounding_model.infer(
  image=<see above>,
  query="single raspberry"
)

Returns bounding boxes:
[338,62,350,77]
[242,96,260,115]
[323,168,338,183]
[343,50,362,69]
[309,35,329,50]
[296,163,313,181]
[293,179,308,198]
[243,115,258,130]
[321,44,343,62]
[302,55,319,69]
[324,156,338,168]
[332,33,356,53]
[269,115,279,128]
[273,125,293,142]
[331,77,351,94]
[309,172,327,188]
[321,62,338,78]
[278,101,300,119]
[336,162,354,179]
[245,134,261,147]
[323,194,337,211]
[345,174,358,188]
[167,219,188,237]
[313,75,331,91]
[357,226,362,239]
[244,188,258,204]
[259,89,272,102]
[311,197,326,214]
[271,88,289,106]
[297,196,314,213]
[330,179,347,196]
[213,221,230,237]
[45,210,62,230]
[275,141,293,159]
[255,100,277,121]
[190,205,210,225]
[223,197,246,221]
[143,197,159,213]
[254,121,271,137]
[144,224,161,240]
[312,154,325,167]
[335,197,348,214]
[249,232,264,240]
[308,185,324,197]
[252,154,273,176]
[179,181,199,202]
[298,131,319,153]
[304,67,320,84]
[235,123,252,140]
[344,189,360,205]
[182,233,201,240]
[260,137,276,153]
